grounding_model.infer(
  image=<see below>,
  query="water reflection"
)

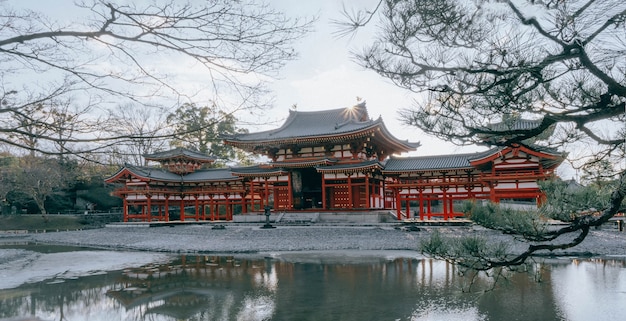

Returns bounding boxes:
[0,251,624,321]
[107,256,276,320]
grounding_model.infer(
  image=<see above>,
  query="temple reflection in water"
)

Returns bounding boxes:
[1,254,624,321]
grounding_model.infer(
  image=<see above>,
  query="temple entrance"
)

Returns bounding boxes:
[291,167,322,209]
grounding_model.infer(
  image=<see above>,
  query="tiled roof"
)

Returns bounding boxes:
[269,157,338,168]
[183,168,241,182]
[481,118,557,144]
[116,164,239,183]
[229,165,288,177]
[223,103,420,155]
[316,160,383,173]
[223,103,378,142]
[143,147,216,162]
[383,149,499,173]
[486,118,542,132]
[468,144,564,165]
[383,155,472,173]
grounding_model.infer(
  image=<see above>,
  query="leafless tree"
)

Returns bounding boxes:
[0,0,313,158]
[107,103,170,166]
[340,0,626,269]
[10,156,65,218]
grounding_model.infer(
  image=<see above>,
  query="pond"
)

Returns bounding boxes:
[0,243,624,321]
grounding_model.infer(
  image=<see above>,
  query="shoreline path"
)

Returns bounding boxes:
[13,224,626,257]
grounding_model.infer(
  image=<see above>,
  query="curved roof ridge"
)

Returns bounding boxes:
[266,108,300,137]
[224,104,375,142]
[374,117,421,149]
[143,147,215,162]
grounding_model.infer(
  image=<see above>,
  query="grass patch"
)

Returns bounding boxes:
[0,215,88,231]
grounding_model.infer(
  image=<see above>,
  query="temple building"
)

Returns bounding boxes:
[105,102,564,222]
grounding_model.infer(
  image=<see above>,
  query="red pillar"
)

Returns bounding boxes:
[209,195,215,221]
[287,172,293,209]
[146,194,152,222]
[180,197,185,221]
[201,195,207,220]
[241,193,247,214]
[365,175,371,209]
[123,197,128,222]
[406,193,411,219]
[443,189,448,220]
[264,177,269,208]
[194,195,200,221]
[322,174,327,209]
[419,188,424,220]
[225,195,232,220]
[395,188,402,220]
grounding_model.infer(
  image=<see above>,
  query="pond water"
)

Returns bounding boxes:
[0,243,625,321]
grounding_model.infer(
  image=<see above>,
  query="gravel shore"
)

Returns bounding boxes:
[11,223,626,257]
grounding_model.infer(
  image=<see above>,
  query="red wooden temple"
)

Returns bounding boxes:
[105,102,564,222]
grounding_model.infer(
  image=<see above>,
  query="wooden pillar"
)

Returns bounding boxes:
[123,197,128,222]
[395,188,402,220]
[264,177,269,208]
[194,195,200,221]
[427,188,433,220]
[406,193,410,219]
[180,197,185,221]
[448,195,454,219]
[146,194,152,222]
[165,195,170,222]
[322,174,327,210]
[382,179,387,208]
[490,165,497,203]
[441,173,447,220]
[241,193,247,214]
[244,181,251,213]
[225,195,232,221]
[419,188,424,220]
[443,189,448,220]
[141,203,146,221]
[201,195,207,220]
[365,175,371,209]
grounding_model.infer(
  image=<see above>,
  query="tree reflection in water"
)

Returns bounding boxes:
[0,253,624,321]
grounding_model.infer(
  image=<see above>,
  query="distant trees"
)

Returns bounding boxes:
[341,0,626,269]
[166,103,252,166]
[0,152,119,216]
[10,156,64,218]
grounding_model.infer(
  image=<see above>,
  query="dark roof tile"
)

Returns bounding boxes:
[225,103,375,142]
[122,164,239,183]
[143,147,216,162]
[383,148,501,173]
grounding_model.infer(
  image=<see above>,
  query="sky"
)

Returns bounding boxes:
[267,0,485,157]
[14,0,479,155]
[10,0,576,178]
